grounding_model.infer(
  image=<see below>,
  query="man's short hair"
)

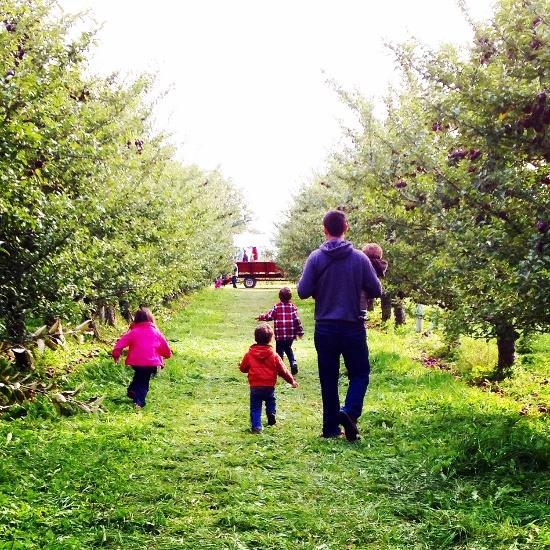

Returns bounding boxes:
[279,287,292,303]
[323,209,347,237]
[255,322,273,345]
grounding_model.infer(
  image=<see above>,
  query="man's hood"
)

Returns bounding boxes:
[248,344,273,360]
[319,239,353,259]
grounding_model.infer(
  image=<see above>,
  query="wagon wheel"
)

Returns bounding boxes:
[243,277,257,288]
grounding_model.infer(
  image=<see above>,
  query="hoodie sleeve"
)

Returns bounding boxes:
[157,330,173,359]
[362,255,382,298]
[275,355,296,385]
[297,252,317,299]
[112,330,132,362]
[239,352,250,373]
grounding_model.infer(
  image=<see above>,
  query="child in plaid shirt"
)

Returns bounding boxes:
[256,287,304,375]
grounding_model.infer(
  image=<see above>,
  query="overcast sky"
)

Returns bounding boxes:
[58,0,495,245]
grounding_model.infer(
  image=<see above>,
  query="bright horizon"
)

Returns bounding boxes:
[58,0,495,246]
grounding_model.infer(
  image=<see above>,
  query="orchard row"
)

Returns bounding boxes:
[0,0,247,347]
[276,0,549,378]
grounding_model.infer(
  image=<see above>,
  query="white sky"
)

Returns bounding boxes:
[58,0,495,245]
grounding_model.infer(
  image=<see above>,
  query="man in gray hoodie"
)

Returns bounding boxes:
[297,210,382,440]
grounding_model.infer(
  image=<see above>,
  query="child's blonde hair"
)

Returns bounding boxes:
[362,243,383,259]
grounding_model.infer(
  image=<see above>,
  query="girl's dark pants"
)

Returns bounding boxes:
[276,339,296,367]
[127,366,157,407]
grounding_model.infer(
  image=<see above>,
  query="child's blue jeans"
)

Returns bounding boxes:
[249,386,276,430]
[127,366,158,407]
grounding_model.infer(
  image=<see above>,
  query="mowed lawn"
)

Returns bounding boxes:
[0,286,548,549]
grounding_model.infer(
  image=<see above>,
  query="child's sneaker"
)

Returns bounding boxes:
[291,363,298,375]
[267,413,276,426]
[251,427,262,434]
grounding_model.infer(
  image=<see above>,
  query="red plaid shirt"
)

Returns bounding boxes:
[258,302,304,341]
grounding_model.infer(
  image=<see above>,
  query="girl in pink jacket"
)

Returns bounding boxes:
[112,307,172,408]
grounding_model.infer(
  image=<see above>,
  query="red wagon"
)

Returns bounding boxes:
[236,261,285,288]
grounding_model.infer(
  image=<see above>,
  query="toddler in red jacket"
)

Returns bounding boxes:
[239,323,298,433]
[112,307,172,408]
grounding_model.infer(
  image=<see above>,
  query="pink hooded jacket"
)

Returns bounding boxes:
[112,322,172,367]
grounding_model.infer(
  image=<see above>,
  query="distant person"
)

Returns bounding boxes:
[297,210,381,441]
[112,307,172,409]
[242,249,249,262]
[214,276,222,289]
[360,243,388,318]
[239,323,298,433]
[251,246,259,261]
[232,263,239,288]
[256,287,304,375]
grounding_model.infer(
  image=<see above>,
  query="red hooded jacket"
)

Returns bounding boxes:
[239,344,295,387]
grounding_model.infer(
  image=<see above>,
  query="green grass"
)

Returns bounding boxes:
[1,286,549,548]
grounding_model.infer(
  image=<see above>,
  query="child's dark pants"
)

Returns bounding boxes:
[249,386,276,430]
[276,339,296,367]
[127,366,157,407]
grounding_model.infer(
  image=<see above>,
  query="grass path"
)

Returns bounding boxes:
[1,287,548,549]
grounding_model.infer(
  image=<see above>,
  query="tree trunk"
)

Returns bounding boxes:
[366,298,375,312]
[97,304,106,324]
[381,292,392,322]
[5,298,27,345]
[105,305,116,326]
[119,300,133,323]
[494,325,519,380]
[393,297,406,326]
[13,347,33,371]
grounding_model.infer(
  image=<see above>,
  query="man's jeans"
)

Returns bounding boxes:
[314,321,370,436]
[249,386,276,430]
[276,339,296,367]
